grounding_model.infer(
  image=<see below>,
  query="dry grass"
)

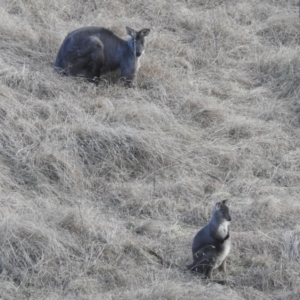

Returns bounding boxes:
[0,0,300,299]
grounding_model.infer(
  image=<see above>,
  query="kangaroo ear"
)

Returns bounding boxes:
[215,201,221,209]
[126,26,136,37]
[139,28,150,37]
[222,199,229,205]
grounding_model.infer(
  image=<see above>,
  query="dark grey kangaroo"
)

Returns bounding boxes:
[187,200,231,279]
[54,26,150,85]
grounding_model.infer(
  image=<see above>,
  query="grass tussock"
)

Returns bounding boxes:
[0,0,300,299]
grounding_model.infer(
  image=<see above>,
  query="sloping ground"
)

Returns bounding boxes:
[0,0,300,299]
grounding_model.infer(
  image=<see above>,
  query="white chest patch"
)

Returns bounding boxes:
[217,221,230,239]
[136,51,145,71]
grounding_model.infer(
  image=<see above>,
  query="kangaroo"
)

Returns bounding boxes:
[54,26,150,85]
[187,200,232,279]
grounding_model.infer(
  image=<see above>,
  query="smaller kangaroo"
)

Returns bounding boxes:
[187,200,232,279]
[54,26,150,85]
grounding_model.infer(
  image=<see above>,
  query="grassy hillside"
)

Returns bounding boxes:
[1,0,300,299]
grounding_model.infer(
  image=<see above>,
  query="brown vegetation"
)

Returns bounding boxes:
[0,0,300,299]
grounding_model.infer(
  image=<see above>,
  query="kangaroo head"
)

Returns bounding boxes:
[214,199,231,222]
[126,27,150,57]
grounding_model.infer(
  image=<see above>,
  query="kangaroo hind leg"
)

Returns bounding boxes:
[219,258,227,273]
[68,36,104,79]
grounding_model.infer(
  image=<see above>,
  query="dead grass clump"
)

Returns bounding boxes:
[231,231,298,293]
[236,266,294,293]
[212,118,277,146]
[281,148,300,172]
[249,152,300,188]
[0,7,38,43]
[173,5,203,30]
[0,113,80,191]
[179,97,224,127]
[282,226,300,263]
[101,183,152,216]
[0,282,18,300]
[115,280,244,300]
[251,136,290,161]
[35,153,68,184]
[227,124,252,142]
[108,100,177,133]
[244,87,286,122]
[122,240,156,266]
[183,7,263,67]
[247,47,300,98]
[0,211,121,289]
[208,150,242,181]
[181,203,209,227]
[0,133,39,187]
[102,182,184,220]
[55,209,87,235]
[34,151,84,191]
[275,290,300,300]
[194,108,224,127]
[257,12,300,46]
[75,126,173,179]
[247,199,282,228]
[0,218,53,284]
[271,170,300,188]
[2,67,57,100]
[228,178,257,199]
[67,267,125,294]
[133,220,166,239]
[234,198,297,231]
[138,58,180,93]
[81,97,115,122]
